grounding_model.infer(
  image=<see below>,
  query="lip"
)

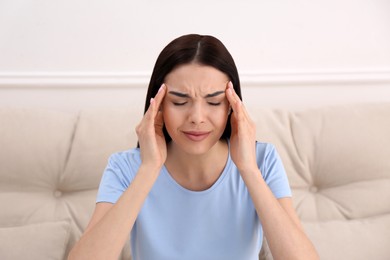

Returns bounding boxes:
[182,131,211,142]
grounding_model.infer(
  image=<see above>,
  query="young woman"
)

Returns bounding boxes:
[69,34,319,260]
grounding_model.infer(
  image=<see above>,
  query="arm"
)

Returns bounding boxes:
[240,168,318,260]
[68,164,161,260]
[225,82,319,260]
[68,84,167,260]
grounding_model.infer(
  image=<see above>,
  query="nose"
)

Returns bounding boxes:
[188,102,205,124]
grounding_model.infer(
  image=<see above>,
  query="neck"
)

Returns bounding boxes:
[165,139,229,191]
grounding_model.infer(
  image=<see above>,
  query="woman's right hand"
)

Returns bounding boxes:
[136,84,167,169]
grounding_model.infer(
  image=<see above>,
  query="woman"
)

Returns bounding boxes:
[69,34,319,260]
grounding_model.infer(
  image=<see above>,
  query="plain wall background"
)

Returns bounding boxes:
[0,0,390,111]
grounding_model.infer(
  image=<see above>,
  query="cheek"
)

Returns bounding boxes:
[162,106,179,132]
[210,106,229,126]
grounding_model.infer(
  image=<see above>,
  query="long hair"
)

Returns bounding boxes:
[140,34,242,145]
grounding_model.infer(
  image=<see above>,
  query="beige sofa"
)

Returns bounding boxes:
[1,103,389,260]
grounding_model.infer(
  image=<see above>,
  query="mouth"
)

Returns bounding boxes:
[182,131,211,142]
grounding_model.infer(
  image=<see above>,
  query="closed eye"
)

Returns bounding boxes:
[173,102,187,106]
[208,102,221,106]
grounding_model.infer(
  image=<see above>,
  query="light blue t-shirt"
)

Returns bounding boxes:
[96,141,291,260]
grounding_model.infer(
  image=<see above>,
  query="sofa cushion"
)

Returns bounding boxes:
[303,214,390,260]
[59,108,139,259]
[60,107,141,191]
[0,220,71,260]
[0,107,137,259]
[249,103,390,222]
[0,108,77,190]
[249,103,390,259]
[0,108,78,256]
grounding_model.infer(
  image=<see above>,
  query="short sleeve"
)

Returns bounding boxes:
[259,143,292,199]
[96,150,138,204]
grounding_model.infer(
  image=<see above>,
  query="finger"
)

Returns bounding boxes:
[226,81,244,119]
[225,81,240,107]
[226,81,253,120]
[155,110,164,128]
[153,83,166,111]
[145,84,166,119]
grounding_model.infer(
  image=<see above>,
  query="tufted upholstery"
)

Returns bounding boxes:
[0,103,389,259]
[249,104,390,259]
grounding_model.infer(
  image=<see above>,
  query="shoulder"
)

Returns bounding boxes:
[254,141,285,178]
[108,148,141,165]
[255,141,292,198]
[97,148,141,197]
[255,141,277,160]
[96,148,141,203]
[105,148,142,178]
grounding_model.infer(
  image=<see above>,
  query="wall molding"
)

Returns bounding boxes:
[240,69,390,86]
[1,69,390,89]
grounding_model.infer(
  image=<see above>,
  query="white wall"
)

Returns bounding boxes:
[0,0,390,111]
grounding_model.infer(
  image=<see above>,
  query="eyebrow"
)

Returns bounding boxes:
[205,91,225,98]
[168,90,225,98]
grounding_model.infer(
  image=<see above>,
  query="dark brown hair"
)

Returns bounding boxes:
[142,34,242,144]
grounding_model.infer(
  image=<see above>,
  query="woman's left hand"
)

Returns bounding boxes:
[225,81,258,174]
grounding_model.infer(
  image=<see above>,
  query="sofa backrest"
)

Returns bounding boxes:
[0,107,140,258]
[248,103,390,259]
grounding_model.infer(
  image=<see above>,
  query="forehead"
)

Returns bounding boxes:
[164,63,229,93]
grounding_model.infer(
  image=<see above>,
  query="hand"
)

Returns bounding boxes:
[225,81,258,174]
[136,84,167,169]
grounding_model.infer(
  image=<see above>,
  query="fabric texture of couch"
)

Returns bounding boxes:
[0,103,389,260]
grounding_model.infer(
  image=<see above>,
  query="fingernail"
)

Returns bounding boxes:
[150,97,155,104]
[158,83,165,92]
[228,81,233,89]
